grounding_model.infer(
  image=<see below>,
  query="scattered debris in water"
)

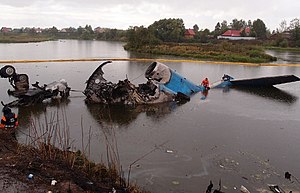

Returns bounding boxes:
[166,149,174,153]
[51,180,57,186]
[240,185,250,193]
[268,184,285,193]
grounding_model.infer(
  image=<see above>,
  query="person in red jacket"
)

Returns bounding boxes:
[201,78,210,89]
[0,106,18,129]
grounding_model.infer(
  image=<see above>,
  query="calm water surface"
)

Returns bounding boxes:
[266,49,300,64]
[1,40,300,193]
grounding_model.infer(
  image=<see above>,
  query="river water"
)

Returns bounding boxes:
[1,40,300,193]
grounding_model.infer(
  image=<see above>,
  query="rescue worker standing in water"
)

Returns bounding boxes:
[0,106,18,129]
[201,78,210,90]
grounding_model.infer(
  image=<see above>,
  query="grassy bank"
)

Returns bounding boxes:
[124,42,277,63]
[0,33,55,43]
[0,110,147,193]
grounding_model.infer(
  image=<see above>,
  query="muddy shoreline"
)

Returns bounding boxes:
[0,129,145,193]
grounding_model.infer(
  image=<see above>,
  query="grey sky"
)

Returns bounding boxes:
[1,0,299,31]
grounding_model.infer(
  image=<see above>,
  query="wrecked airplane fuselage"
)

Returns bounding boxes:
[84,61,205,105]
[0,65,71,107]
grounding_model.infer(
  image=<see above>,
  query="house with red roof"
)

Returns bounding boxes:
[217,27,255,40]
[1,27,12,33]
[184,29,196,39]
[222,30,241,37]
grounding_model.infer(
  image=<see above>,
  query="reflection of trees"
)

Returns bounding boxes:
[86,102,180,128]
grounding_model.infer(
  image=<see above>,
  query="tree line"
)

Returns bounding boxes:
[125,18,300,48]
[1,18,299,47]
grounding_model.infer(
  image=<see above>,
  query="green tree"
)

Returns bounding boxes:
[253,19,267,39]
[193,24,199,32]
[220,20,229,33]
[214,22,221,37]
[84,25,94,34]
[148,18,185,42]
[125,26,161,49]
[292,27,300,47]
[289,18,300,30]
[230,19,246,30]
[247,20,252,27]
[81,30,93,40]
[278,20,287,33]
[77,26,84,36]
[49,26,58,35]
[195,28,210,43]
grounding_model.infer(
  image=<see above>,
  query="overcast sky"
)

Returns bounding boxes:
[1,0,299,31]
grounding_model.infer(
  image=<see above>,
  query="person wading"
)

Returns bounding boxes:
[201,77,210,90]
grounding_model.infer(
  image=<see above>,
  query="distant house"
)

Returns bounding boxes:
[60,28,68,33]
[34,28,42,33]
[184,29,196,39]
[217,27,255,40]
[94,27,109,33]
[1,27,12,33]
[269,31,292,40]
[221,30,241,37]
[12,28,22,33]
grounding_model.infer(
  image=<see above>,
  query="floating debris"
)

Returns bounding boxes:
[172,181,180,185]
[268,184,285,193]
[285,171,292,180]
[27,173,33,179]
[205,180,213,193]
[51,179,57,186]
[166,150,174,153]
[240,185,250,193]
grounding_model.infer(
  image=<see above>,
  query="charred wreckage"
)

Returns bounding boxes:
[1,61,300,107]
[83,61,204,105]
[0,65,71,107]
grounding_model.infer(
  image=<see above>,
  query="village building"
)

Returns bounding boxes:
[1,27,13,33]
[217,27,255,40]
[94,27,109,33]
[184,29,196,39]
[269,31,292,40]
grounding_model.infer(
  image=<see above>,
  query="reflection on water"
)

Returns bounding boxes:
[266,50,300,63]
[17,99,71,128]
[233,86,298,104]
[86,101,180,127]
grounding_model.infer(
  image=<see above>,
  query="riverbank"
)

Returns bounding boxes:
[0,34,55,43]
[124,41,278,63]
[0,128,146,193]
